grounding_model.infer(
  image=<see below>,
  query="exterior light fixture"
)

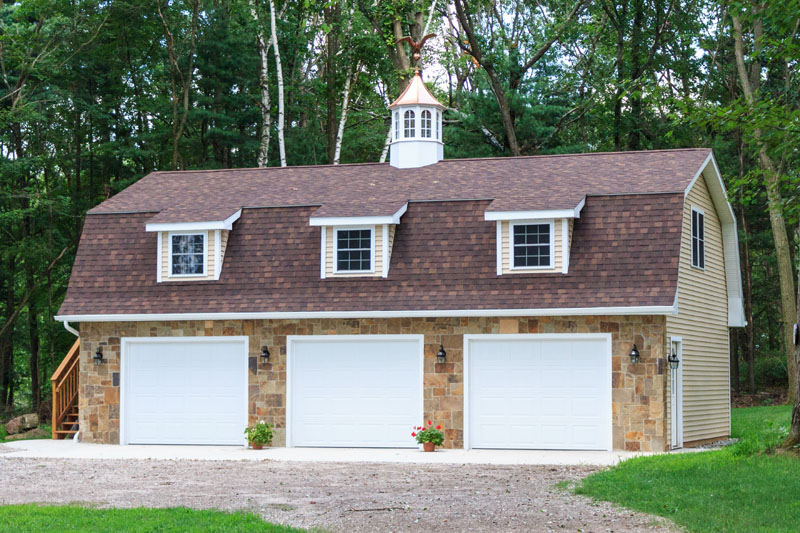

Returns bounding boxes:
[436,345,447,364]
[629,344,640,364]
[668,349,680,370]
[94,347,104,365]
[260,346,270,364]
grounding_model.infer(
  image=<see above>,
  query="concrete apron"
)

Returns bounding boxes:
[0,440,692,466]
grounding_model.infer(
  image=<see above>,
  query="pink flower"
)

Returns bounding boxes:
[428,420,432,425]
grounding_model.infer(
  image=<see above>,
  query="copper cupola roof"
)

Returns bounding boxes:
[388,71,445,110]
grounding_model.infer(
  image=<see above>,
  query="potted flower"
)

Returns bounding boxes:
[244,421,273,450]
[412,421,444,452]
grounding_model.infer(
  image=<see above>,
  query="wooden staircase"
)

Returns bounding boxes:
[51,339,80,439]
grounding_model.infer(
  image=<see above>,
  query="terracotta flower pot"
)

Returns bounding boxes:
[251,442,263,450]
[423,442,435,452]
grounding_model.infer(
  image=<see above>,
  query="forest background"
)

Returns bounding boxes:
[1,0,798,420]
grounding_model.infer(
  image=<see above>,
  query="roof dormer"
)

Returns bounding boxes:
[388,72,444,169]
[145,206,241,282]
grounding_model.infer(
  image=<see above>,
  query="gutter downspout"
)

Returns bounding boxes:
[62,321,79,337]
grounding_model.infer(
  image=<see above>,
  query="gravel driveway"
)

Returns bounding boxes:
[0,457,674,532]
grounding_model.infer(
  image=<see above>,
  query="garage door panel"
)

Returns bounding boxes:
[124,338,247,445]
[290,337,422,448]
[468,336,611,450]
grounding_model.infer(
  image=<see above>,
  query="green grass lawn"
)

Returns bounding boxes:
[0,505,304,532]
[0,424,51,443]
[576,405,799,533]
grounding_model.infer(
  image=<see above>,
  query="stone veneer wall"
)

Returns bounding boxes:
[77,315,667,451]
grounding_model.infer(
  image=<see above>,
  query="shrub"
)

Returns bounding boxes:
[754,357,787,388]
[243,421,273,446]
[412,421,444,446]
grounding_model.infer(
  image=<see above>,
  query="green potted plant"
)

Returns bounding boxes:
[244,421,273,450]
[412,421,444,452]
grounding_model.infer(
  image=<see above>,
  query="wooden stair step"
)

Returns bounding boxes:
[55,430,78,435]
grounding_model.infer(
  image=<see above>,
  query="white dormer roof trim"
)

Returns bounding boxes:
[484,197,585,221]
[309,203,408,227]
[146,209,242,232]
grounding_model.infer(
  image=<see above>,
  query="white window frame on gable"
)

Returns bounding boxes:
[333,227,375,274]
[168,231,207,277]
[691,206,705,270]
[509,220,555,270]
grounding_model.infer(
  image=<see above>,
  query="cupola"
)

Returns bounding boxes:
[388,71,444,169]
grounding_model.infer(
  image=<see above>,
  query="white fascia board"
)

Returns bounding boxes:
[309,203,408,227]
[685,152,746,327]
[145,209,242,232]
[56,305,676,323]
[484,200,585,222]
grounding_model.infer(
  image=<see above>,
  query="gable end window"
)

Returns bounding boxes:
[512,222,552,268]
[335,228,373,272]
[171,233,206,276]
[691,207,705,269]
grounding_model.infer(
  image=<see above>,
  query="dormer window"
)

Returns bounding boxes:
[170,233,206,276]
[421,110,432,138]
[335,228,374,273]
[511,221,553,269]
[404,110,416,138]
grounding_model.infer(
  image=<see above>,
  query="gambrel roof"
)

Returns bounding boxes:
[57,148,744,324]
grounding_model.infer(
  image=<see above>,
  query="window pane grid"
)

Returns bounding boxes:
[512,224,551,268]
[421,110,432,138]
[404,110,415,138]
[336,229,372,272]
[171,234,204,275]
[691,210,705,268]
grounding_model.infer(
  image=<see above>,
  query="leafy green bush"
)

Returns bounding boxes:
[243,421,273,446]
[412,421,444,445]
[753,357,787,388]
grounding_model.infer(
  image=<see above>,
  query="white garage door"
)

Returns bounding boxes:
[466,334,611,450]
[288,335,423,447]
[122,337,248,445]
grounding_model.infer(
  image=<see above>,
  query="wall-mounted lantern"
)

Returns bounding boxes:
[94,347,104,365]
[436,345,447,364]
[629,344,640,364]
[260,346,270,364]
[668,349,680,370]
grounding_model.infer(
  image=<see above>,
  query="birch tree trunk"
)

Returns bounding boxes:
[270,0,287,167]
[249,0,272,168]
[333,66,359,165]
[732,14,797,398]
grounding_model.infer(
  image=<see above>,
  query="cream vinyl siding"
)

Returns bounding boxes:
[220,230,230,259]
[666,173,730,443]
[501,220,562,274]
[161,230,216,281]
[325,225,383,278]
[387,225,396,257]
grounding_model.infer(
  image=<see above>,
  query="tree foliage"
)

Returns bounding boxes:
[0,0,798,417]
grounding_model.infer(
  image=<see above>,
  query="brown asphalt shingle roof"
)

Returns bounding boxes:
[59,149,709,317]
[89,149,711,219]
[58,194,685,317]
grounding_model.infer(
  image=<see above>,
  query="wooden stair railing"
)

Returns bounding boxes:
[51,339,80,439]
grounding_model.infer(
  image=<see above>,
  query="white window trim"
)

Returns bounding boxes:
[333,226,376,274]
[495,221,503,276]
[690,206,705,270]
[561,219,570,274]
[381,224,390,278]
[508,220,555,271]
[156,232,163,283]
[320,226,327,279]
[214,229,222,280]
[167,231,208,278]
